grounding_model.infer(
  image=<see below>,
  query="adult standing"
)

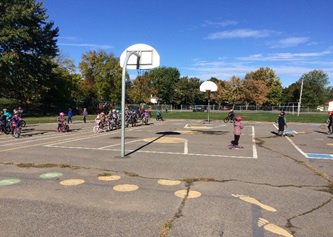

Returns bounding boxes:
[328,111,333,135]
[82,108,88,123]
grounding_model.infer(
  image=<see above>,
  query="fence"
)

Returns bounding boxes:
[179,104,327,114]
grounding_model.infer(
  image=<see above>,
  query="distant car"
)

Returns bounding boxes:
[193,106,205,112]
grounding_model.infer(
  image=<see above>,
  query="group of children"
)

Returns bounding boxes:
[228,110,289,149]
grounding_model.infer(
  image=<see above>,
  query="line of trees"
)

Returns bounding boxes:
[1,0,332,114]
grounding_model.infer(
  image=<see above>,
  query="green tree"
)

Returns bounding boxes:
[148,67,180,104]
[298,70,329,106]
[0,0,59,105]
[79,50,122,104]
[173,77,203,106]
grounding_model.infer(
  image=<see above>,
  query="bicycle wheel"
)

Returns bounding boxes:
[93,125,99,133]
[20,120,26,127]
[13,127,21,138]
[223,117,230,123]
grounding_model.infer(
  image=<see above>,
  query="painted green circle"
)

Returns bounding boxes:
[0,178,21,186]
[40,172,63,179]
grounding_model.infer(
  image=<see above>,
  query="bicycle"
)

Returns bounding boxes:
[11,122,22,138]
[223,115,235,123]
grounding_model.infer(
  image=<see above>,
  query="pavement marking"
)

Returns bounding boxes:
[113,184,139,192]
[273,124,333,160]
[175,190,201,199]
[98,175,121,181]
[306,153,333,159]
[257,218,294,237]
[46,145,257,159]
[143,137,186,144]
[252,126,258,159]
[0,178,21,186]
[60,179,85,186]
[98,139,144,149]
[158,179,181,186]
[40,172,63,179]
[232,194,277,212]
[184,124,213,129]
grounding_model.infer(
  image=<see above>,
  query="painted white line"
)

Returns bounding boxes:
[252,126,258,159]
[98,139,144,149]
[46,145,255,159]
[184,140,188,154]
[272,123,308,158]
[284,136,308,158]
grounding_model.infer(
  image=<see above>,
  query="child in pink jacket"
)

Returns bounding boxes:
[230,116,244,148]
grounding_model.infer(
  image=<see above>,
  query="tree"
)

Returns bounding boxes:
[244,79,269,106]
[225,76,246,105]
[128,73,156,104]
[210,79,229,109]
[298,70,329,106]
[79,50,122,104]
[148,67,180,104]
[244,67,283,105]
[173,77,203,106]
[0,0,59,105]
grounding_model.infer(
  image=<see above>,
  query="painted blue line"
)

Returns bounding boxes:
[306,153,333,159]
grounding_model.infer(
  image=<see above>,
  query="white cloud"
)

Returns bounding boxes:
[206,29,274,39]
[237,50,332,61]
[270,37,310,48]
[59,43,113,49]
[202,20,238,28]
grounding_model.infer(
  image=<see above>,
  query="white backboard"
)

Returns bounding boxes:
[200,81,218,92]
[120,43,160,70]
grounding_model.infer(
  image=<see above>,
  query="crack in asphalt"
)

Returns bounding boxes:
[286,197,333,236]
[1,159,332,237]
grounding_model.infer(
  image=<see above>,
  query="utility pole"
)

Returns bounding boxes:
[297,79,304,116]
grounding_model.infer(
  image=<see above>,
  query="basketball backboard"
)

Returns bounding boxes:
[200,81,218,92]
[120,43,160,70]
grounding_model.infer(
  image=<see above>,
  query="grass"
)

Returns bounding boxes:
[23,111,329,124]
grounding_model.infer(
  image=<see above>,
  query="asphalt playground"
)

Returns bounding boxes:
[0,119,332,237]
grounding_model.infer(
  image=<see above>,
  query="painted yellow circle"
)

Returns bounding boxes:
[98,175,121,181]
[175,190,202,199]
[176,130,195,134]
[158,179,181,186]
[113,184,139,192]
[144,137,186,143]
[60,179,85,186]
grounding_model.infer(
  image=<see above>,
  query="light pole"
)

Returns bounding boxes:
[297,79,304,116]
[200,81,218,123]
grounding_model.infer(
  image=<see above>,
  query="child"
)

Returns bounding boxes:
[67,108,73,124]
[57,112,65,132]
[230,116,244,148]
[276,112,287,136]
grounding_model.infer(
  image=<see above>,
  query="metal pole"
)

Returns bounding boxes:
[121,51,139,157]
[207,90,211,123]
[297,79,304,116]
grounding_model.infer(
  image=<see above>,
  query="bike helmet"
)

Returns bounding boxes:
[279,111,285,116]
[100,112,105,116]
[59,112,65,116]
[235,116,242,121]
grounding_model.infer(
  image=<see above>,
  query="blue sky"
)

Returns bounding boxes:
[43,0,333,87]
